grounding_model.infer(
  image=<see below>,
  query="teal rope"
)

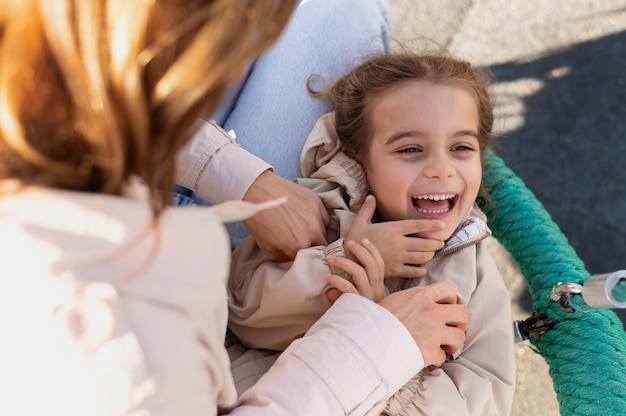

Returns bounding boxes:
[613,280,626,303]
[482,150,626,416]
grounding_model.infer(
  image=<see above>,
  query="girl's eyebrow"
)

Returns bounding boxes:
[385,129,479,145]
[455,129,479,138]
[385,130,424,145]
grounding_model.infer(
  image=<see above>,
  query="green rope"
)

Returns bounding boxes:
[482,150,626,416]
[613,279,626,303]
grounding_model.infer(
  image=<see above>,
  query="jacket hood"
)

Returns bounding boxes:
[298,112,369,214]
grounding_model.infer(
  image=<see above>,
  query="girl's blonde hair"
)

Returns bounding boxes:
[309,51,494,166]
[0,0,295,212]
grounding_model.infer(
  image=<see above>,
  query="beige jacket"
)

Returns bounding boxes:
[0,180,426,416]
[229,113,516,415]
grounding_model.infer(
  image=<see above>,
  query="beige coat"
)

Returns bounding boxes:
[229,113,516,415]
[0,180,425,416]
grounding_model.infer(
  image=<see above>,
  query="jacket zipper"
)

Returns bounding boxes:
[399,230,490,291]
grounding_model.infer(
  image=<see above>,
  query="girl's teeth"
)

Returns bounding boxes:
[414,194,455,201]
[416,206,451,214]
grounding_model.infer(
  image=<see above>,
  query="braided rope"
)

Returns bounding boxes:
[482,151,626,415]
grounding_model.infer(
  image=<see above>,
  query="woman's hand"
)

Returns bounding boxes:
[346,195,445,279]
[243,170,330,261]
[326,238,385,303]
[380,281,469,368]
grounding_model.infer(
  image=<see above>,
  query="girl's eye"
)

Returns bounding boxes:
[451,144,475,152]
[398,147,421,154]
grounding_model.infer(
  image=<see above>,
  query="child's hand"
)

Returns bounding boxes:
[346,195,445,279]
[325,238,385,303]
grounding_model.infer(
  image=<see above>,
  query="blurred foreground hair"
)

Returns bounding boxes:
[0,0,295,212]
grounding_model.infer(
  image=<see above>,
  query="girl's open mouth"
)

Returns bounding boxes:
[411,193,459,215]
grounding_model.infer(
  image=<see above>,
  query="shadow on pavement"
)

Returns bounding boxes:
[485,30,626,325]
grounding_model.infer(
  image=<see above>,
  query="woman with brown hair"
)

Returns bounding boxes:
[0,1,469,414]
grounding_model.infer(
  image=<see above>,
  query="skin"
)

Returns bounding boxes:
[365,81,483,242]
[244,171,444,273]
[243,170,330,261]
[326,236,469,367]
[328,81,481,364]
[326,236,468,367]
[240,80,472,367]
[2,0,468,395]
[241,79,446,274]
[344,194,444,278]
[379,281,469,367]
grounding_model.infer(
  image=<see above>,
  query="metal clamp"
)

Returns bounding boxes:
[551,271,626,312]
[513,311,556,343]
[551,282,583,313]
[514,271,626,342]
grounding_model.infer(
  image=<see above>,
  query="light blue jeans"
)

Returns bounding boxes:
[176,0,392,247]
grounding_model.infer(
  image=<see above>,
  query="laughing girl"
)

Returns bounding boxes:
[228,51,515,415]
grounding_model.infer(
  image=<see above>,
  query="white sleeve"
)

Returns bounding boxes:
[175,120,272,204]
[223,294,425,416]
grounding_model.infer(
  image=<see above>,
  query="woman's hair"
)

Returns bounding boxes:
[309,50,494,165]
[0,0,296,212]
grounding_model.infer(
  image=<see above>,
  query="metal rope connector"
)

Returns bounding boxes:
[551,271,626,312]
[513,311,556,343]
[551,282,583,313]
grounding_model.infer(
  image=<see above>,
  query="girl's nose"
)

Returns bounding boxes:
[423,152,455,179]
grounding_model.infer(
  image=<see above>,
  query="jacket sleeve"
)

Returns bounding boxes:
[227,114,365,351]
[228,235,350,351]
[383,242,516,416]
[222,294,426,416]
[175,120,272,203]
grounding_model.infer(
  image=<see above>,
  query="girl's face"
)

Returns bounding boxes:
[364,80,482,241]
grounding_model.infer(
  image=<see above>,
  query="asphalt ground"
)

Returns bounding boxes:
[389,1,626,415]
